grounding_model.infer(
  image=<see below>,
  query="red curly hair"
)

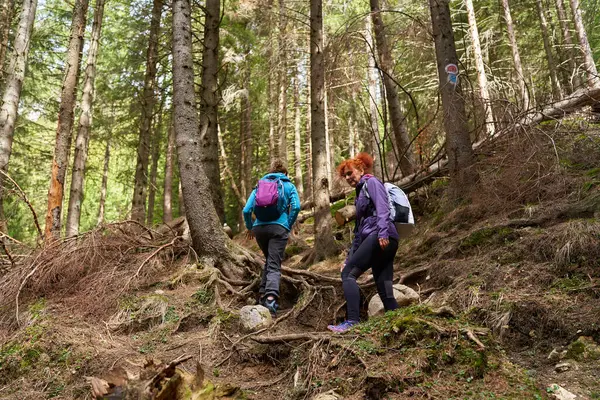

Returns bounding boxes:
[337,152,374,177]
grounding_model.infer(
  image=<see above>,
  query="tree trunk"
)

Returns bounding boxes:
[465,0,495,137]
[131,0,162,223]
[45,0,89,240]
[0,0,36,232]
[96,139,110,226]
[323,86,332,189]
[146,111,163,226]
[536,0,562,99]
[429,0,476,199]
[500,0,530,109]
[0,0,15,81]
[240,52,252,199]
[199,0,224,222]
[65,0,105,237]
[369,0,415,176]
[172,0,227,256]
[569,0,599,88]
[268,76,276,162]
[163,124,174,223]
[218,123,244,208]
[276,0,288,164]
[305,105,313,201]
[310,0,337,261]
[364,16,383,178]
[335,204,356,227]
[555,0,580,91]
[293,76,304,200]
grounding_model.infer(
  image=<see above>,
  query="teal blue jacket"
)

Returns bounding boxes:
[243,173,301,231]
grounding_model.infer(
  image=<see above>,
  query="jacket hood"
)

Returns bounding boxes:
[262,172,291,181]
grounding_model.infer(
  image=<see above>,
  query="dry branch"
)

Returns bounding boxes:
[0,170,42,237]
[252,332,331,343]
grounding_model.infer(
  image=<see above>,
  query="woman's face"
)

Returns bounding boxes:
[342,166,364,187]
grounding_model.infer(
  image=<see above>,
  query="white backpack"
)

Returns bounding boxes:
[363,180,415,238]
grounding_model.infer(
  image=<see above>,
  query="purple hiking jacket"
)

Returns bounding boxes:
[347,174,399,260]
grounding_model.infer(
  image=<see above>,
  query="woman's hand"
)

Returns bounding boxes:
[340,263,345,272]
[379,237,389,250]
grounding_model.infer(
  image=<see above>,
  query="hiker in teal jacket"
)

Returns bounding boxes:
[243,160,301,316]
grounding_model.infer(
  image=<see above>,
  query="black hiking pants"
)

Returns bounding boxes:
[253,224,289,299]
[341,234,399,322]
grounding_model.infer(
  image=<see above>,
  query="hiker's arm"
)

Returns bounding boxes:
[243,189,256,230]
[371,179,390,239]
[287,184,301,228]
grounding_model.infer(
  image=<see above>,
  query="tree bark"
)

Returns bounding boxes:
[276,0,288,164]
[240,51,252,199]
[428,0,476,199]
[65,0,105,237]
[555,0,580,91]
[45,0,89,240]
[500,0,530,109]
[305,103,313,201]
[0,0,15,81]
[172,0,227,256]
[569,0,599,89]
[293,75,304,200]
[199,0,224,222]
[218,123,244,208]
[96,139,110,226]
[536,0,563,99]
[369,0,415,176]
[146,110,163,226]
[163,124,174,223]
[465,0,495,137]
[0,0,36,232]
[131,0,162,223]
[310,0,337,260]
[364,16,383,178]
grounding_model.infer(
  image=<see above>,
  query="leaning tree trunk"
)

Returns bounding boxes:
[429,0,477,199]
[555,0,580,91]
[364,16,383,178]
[0,0,15,81]
[310,0,337,261]
[370,0,415,176]
[293,75,304,200]
[131,0,163,223]
[500,0,530,109]
[96,139,110,226]
[45,0,89,240]
[536,0,562,99]
[0,0,37,233]
[163,124,174,223]
[276,0,288,164]
[172,0,227,256]
[65,0,105,237]
[569,0,599,88]
[199,0,224,222]
[465,0,495,137]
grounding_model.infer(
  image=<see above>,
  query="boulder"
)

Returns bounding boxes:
[368,284,419,317]
[239,305,272,331]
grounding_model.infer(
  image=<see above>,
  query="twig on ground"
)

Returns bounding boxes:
[463,329,486,350]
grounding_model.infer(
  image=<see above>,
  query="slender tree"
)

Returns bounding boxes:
[45,0,89,239]
[369,0,415,176]
[0,0,15,80]
[163,124,174,223]
[240,56,252,200]
[199,0,224,222]
[0,0,37,232]
[146,112,163,226]
[131,0,163,223]
[429,0,476,198]
[293,75,304,200]
[500,0,529,109]
[172,0,227,255]
[96,139,110,226]
[65,0,106,237]
[310,0,337,260]
[364,16,383,178]
[536,0,562,99]
[276,0,288,164]
[569,0,599,88]
[555,0,580,91]
[465,0,494,136]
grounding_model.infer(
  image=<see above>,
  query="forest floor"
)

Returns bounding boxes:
[0,126,599,399]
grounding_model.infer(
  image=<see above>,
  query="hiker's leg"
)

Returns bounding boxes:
[264,224,289,299]
[372,238,399,312]
[342,234,377,322]
[253,226,270,297]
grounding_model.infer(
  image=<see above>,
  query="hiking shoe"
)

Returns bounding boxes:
[261,297,279,317]
[327,320,359,333]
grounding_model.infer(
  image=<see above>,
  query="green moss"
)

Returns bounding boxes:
[459,227,518,250]
[192,289,213,305]
[285,244,303,257]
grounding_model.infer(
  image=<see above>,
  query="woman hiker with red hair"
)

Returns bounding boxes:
[327,153,400,333]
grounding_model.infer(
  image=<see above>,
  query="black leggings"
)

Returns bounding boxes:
[341,234,399,322]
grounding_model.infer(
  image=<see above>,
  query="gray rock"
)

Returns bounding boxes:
[312,390,341,400]
[547,384,577,399]
[368,284,419,317]
[548,348,561,362]
[239,305,272,331]
[554,362,571,373]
